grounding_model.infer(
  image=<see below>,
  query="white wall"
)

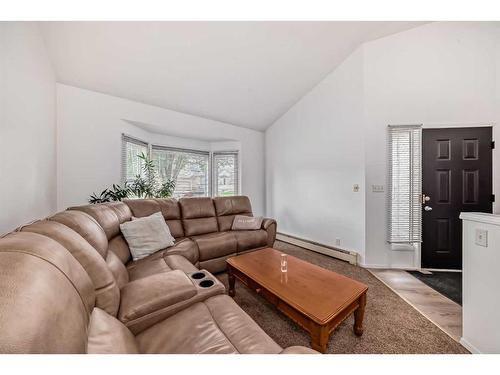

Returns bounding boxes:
[266,22,500,268]
[57,84,265,215]
[0,23,56,235]
[363,22,500,268]
[266,49,366,260]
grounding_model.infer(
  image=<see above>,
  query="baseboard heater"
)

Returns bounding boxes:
[276,232,358,265]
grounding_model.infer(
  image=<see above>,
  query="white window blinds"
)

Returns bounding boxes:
[213,152,239,197]
[122,134,149,182]
[151,145,210,198]
[388,125,422,244]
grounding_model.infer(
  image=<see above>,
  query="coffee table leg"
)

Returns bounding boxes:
[353,292,367,336]
[310,324,329,353]
[228,267,236,297]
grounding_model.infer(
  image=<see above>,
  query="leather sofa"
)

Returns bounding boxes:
[0,196,316,354]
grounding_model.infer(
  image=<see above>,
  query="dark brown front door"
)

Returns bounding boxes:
[422,127,493,269]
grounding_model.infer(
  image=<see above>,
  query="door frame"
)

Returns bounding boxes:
[416,123,496,270]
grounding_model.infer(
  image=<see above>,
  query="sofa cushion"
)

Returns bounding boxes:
[164,238,199,264]
[199,254,236,274]
[233,229,268,252]
[213,196,253,216]
[127,256,171,282]
[213,196,253,232]
[49,210,109,259]
[126,252,198,282]
[87,308,139,354]
[183,217,219,237]
[118,270,197,325]
[192,232,237,261]
[108,234,132,264]
[120,212,175,261]
[106,251,130,288]
[180,197,218,236]
[135,295,282,354]
[164,254,198,273]
[124,198,184,239]
[105,202,132,224]
[70,204,121,240]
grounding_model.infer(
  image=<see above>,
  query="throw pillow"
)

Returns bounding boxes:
[120,212,175,261]
[231,215,263,231]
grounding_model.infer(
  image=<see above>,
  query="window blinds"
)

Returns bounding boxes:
[121,134,149,183]
[213,151,239,197]
[388,125,422,244]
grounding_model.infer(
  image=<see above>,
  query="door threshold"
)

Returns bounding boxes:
[421,268,462,273]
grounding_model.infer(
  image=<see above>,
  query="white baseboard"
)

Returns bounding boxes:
[276,232,358,265]
[459,337,481,354]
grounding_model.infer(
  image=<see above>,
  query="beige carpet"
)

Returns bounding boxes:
[217,241,468,354]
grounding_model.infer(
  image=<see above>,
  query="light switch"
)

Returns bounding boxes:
[372,185,384,193]
[475,228,488,247]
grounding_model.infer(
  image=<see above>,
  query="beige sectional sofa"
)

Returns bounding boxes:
[0,196,316,354]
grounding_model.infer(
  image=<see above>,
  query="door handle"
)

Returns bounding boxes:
[424,206,433,211]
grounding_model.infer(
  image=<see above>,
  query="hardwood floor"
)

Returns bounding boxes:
[368,269,462,342]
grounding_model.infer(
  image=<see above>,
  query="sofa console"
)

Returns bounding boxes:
[119,269,225,334]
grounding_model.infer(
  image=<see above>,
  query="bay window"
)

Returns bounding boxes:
[122,135,240,198]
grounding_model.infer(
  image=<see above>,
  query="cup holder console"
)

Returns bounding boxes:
[199,279,215,288]
[191,272,206,280]
[188,270,217,290]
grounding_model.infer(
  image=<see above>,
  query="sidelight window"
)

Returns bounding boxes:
[387,125,422,243]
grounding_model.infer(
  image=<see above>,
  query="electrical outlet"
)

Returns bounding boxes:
[475,228,488,247]
[372,185,384,193]
[335,238,341,247]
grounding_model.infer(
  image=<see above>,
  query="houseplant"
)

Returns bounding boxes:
[89,152,176,203]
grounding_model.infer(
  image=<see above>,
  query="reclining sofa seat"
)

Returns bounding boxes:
[68,201,199,282]
[0,231,315,354]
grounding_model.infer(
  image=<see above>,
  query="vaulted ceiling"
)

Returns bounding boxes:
[40,21,425,131]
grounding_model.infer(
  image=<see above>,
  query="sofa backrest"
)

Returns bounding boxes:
[178,197,218,237]
[213,196,253,231]
[53,207,130,290]
[69,203,133,263]
[19,219,121,316]
[0,232,95,353]
[124,198,185,239]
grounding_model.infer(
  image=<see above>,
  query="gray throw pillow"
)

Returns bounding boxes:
[231,215,263,231]
[120,212,175,261]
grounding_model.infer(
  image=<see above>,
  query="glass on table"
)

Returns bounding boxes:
[280,253,288,273]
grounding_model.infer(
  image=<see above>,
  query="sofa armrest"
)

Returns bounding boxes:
[261,218,277,247]
[280,346,319,354]
[164,238,199,265]
[119,269,225,334]
[118,270,196,325]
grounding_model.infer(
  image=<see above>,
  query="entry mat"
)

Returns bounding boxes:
[407,271,462,306]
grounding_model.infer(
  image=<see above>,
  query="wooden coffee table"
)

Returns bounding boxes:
[226,248,368,353]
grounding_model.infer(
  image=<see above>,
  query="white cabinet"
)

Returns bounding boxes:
[460,212,500,353]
